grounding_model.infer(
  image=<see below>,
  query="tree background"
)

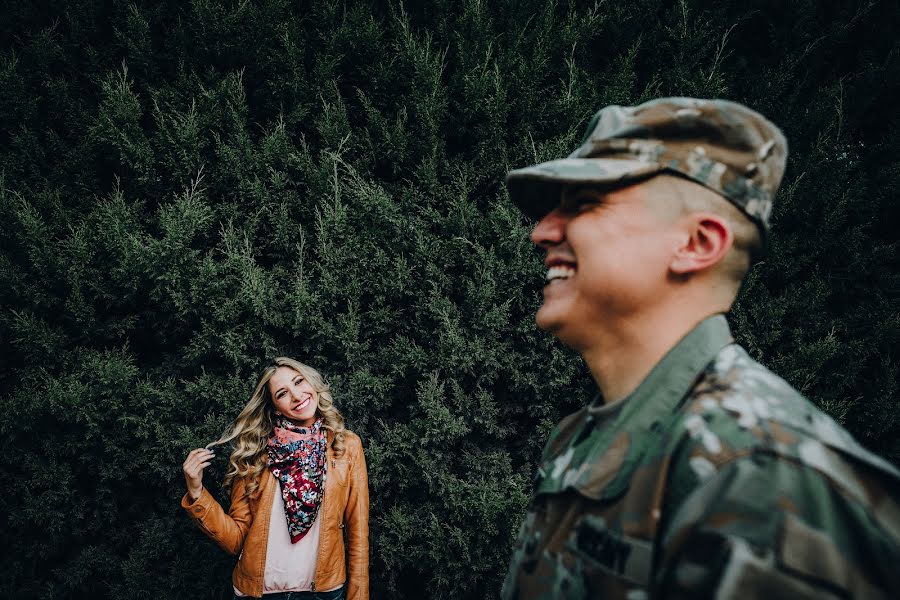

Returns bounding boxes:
[1,0,898,598]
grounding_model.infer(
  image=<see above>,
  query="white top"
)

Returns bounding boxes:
[234,480,326,596]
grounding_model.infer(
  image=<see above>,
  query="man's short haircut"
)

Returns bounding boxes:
[640,174,763,291]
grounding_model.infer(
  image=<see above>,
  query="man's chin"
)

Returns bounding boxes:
[535,306,567,336]
[536,304,589,350]
[534,305,554,331]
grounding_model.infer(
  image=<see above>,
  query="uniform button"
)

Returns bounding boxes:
[194,507,202,513]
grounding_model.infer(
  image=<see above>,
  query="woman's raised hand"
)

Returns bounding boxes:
[182,448,215,501]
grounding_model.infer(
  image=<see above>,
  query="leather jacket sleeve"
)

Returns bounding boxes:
[181,477,254,556]
[344,435,370,600]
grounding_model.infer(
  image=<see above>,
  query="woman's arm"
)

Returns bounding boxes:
[344,435,370,600]
[181,474,255,556]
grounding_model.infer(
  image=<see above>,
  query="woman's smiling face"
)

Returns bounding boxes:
[269,366,319,427]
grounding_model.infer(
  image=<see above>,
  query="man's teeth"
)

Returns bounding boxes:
[546,265,576,281]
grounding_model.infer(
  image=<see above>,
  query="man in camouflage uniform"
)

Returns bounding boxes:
[502,97,900,599]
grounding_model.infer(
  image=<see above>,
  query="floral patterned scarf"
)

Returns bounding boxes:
[267,416,327,543]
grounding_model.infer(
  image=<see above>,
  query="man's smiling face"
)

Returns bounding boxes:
[531,181,680,348]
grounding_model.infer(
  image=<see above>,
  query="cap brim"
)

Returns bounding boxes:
[506,157,662,220]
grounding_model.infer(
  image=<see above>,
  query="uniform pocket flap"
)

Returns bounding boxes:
[536,431,639,501]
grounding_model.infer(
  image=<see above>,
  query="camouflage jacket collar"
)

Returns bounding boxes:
[537,315,734,502]
[588,314,734,429]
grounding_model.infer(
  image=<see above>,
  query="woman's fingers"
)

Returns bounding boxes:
[185,448,214,461]
[182,449,215,478]
[183,449,214,464]
[189,448,214,457]
[182,448,215,499]
[185,458,213,473]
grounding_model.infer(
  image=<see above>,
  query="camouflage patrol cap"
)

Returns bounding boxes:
[506,97,788,237]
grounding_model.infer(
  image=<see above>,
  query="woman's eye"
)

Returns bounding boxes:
[294,379,304,385]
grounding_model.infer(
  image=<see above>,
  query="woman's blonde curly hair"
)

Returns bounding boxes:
[206,357,346,497]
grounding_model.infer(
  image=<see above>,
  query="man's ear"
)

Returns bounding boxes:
[670,213,733,274]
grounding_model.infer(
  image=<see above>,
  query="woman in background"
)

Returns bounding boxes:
[181,357,369,600]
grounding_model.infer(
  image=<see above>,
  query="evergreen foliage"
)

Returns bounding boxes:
[1,0,898,597]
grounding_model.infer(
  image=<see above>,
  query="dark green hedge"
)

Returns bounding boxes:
[1,0,898,598]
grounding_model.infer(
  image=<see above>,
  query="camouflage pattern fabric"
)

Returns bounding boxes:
[502,315,900,599]
[506,97,788,240]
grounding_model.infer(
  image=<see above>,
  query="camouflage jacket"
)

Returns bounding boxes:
[502,315,900,599]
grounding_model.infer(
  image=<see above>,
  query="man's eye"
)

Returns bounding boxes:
[560,198,593,214]
[574,198,599,211]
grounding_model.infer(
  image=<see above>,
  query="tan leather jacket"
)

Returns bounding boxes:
[182,430,369,599]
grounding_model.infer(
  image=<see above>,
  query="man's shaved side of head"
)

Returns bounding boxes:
[639,174,762,301]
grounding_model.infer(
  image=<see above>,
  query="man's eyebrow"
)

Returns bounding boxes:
[562,186,605,206]
[571,184,606,197]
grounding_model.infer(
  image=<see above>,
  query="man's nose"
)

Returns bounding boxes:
[530,209,569,248]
